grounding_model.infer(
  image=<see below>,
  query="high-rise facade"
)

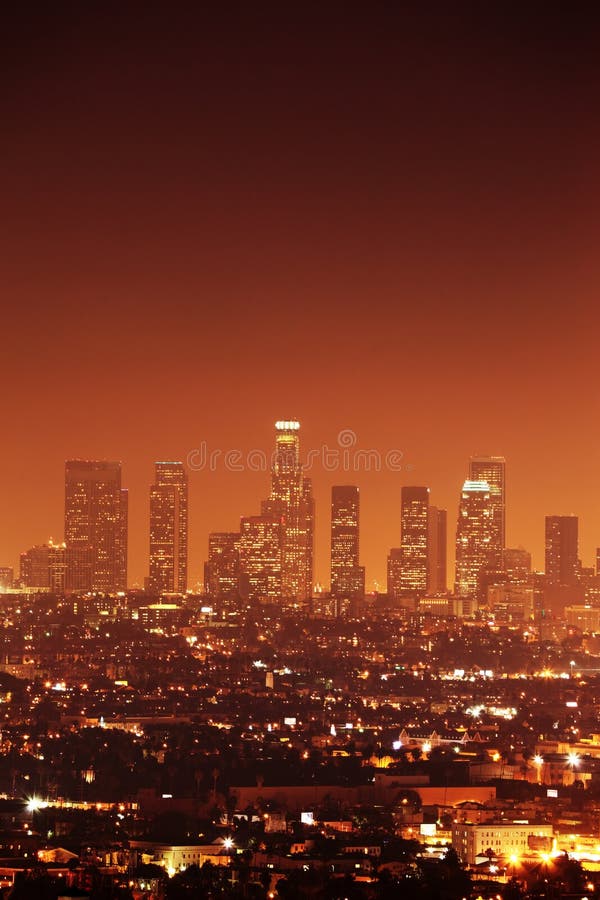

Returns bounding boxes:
[65,460,127,592]
[205,532,240,600]
[427,506,447,593]
[262,421,313,601]
[454,480,494,597]
[239,515,283,602]
[0,568,13,590]
[387,548,403,601]
[468,456,506,550]
[148,462,188,594]
[330,485,365,599]
[20,540,67,592]
[503,547,532,585]
[545,515,579,586]
[400,486,429,598]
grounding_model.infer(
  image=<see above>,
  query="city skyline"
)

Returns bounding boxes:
[3,426,599,592]
[3,7,600,892]
[2,5,600,589]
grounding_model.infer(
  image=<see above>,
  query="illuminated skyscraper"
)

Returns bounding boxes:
[239,515,283,602]
[330,485,365,599]
[545,515,579,586]
[427,506,447,593]
[469,456,506,550]
[400,486,429,598]
[149,462,188,594]
[20,540,67,592]
[205,532,240,600]
[262,420,313,601]
[454,480,494,597]
[65,460,127,592]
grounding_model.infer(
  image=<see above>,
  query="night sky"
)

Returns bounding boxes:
[3,4,600,588]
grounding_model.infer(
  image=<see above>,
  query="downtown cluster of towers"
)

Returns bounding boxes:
[7,421,599,617]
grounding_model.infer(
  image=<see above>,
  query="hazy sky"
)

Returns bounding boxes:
[3,4,600,588]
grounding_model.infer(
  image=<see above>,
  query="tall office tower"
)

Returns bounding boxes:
[20,540,67,592]
[400,486,429,598]
[428,506,447,593]
[239,515,283,602]
[65,460,127,592]
[503,547,532,585]
[545,515,579,586]
[469,456,506,550]
[205,532,240,599]
[330,486,365,599]
[262,420,313,600]
[148,462,188,594]
[454,480,494,597]
[387,548,403,601]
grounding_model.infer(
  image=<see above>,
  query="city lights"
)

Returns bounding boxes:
[2,5,599,899]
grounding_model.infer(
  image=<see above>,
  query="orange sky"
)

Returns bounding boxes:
[2,5,600,588]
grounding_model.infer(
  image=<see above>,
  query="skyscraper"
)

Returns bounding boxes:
[387,548,403,601]
[400,486,429,598]
[454,480,494,598]
[149,462,188,594]
[65,460,127,592]
[262,420,313,601]
[468,456,506,550]
[545,515,579,586]
[503,547,532,585]
[205,532,240,600]
[330,485,365,599]
[427,506,447,593]
[239,515,283,602]
[20,540,67,592]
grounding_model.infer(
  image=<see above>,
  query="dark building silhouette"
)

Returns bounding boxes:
[427,506,447,593]
[545,515,579,586]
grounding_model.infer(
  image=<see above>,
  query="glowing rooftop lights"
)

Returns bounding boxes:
[461,480,491,493]
[275,420,300,431]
